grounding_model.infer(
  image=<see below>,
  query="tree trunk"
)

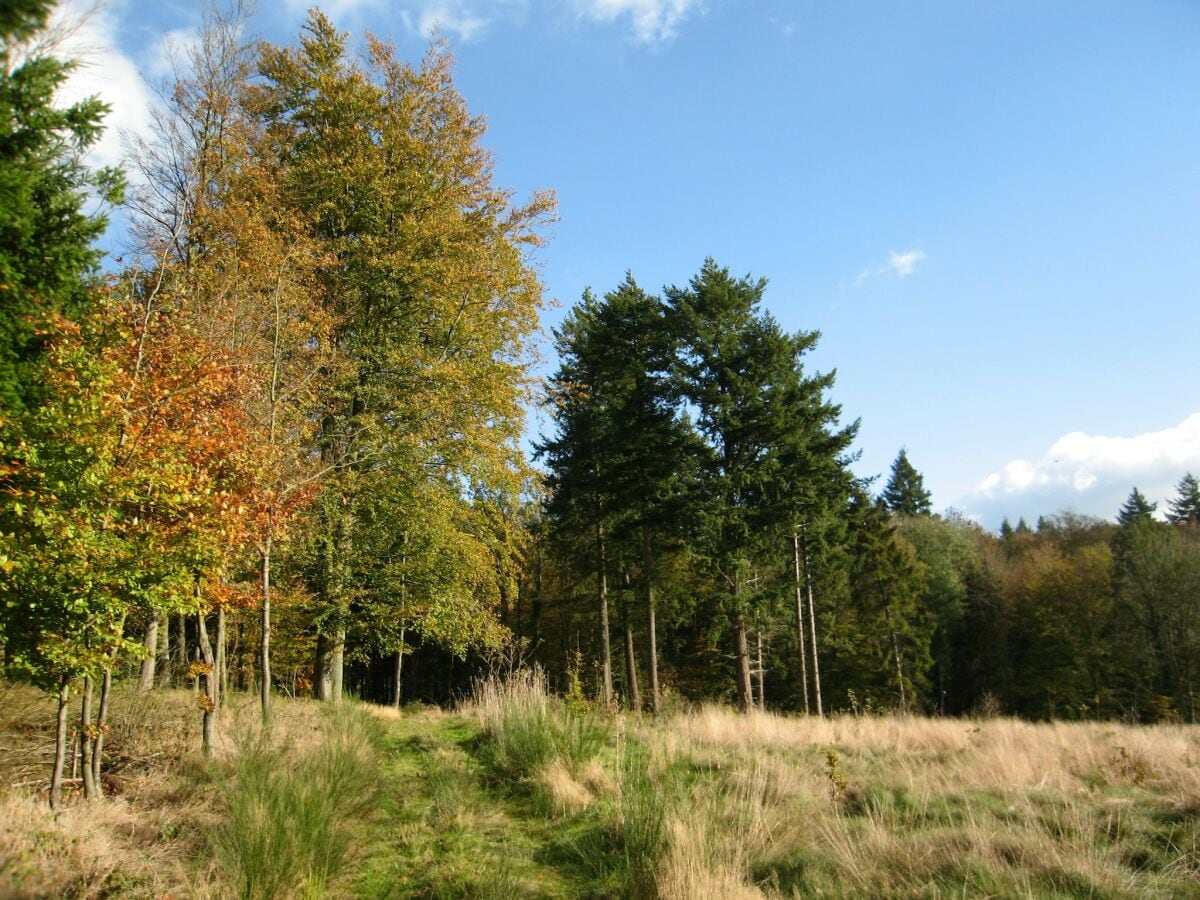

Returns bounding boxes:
[157,614,171,688]
[91,665,114,789]
[139,617,159,692]
[197,610,217,756]
[331,628,345,702]
[734,583,753,714]
[755,629,766,711]
[79,675,97,799]
[260,539,272,722]
[792,532,811,714]
[622,603,640,712]
[802,529,824,718]
[216,605,227,706]
[314,632,334,700]
[642,522,659,714]
[596,525,613,709]
[174,613,187,686]
[49,678,70,810]
[392,623,406,710]
[891,626,907,712]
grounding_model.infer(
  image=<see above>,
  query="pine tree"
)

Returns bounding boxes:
[667,259,851,713]
[0,0,123,415]
[1167,473,1200,527]
[882,449,932,516]
[1117,487,1157,526]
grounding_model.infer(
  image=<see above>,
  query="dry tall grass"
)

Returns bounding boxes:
[465,676,1200,898]
[0,682,355,898]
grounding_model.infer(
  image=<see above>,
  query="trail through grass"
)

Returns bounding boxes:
[354,707,599,898]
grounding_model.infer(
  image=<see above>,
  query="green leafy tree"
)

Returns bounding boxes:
[881,448,932,516]
[255,14,553,700]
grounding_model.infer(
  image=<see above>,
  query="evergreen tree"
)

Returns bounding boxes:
[1117,487,1157,526]
[0,0,123,414]
[1167,473,1200,527]
[882,448,932,516]
[667,259,850,712]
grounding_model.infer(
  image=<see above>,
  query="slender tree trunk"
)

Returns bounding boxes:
[260,538,272,722]
[622,603,640,712]
[197,609,217,756]
[734,574,753,714]
[49,678,70,810]
[642,522,659,714]
[596,524,613,709]
[314,633,333,700]
[755,629,767,711]
[91,664,114,789]
[891,624,907,712]
[79,675,97,799]
[174,613,187,686]
[331,628,345,702]
[802,528,824,718]
[392,622,407,709]
[792,532,811,714]
[139,617,159,692]
[157,614,171,688]
[216,606,226,706]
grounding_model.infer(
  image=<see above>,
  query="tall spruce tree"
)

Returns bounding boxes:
[882,448,932,516]
[1117,487,1157,526]
[0,0,123,414]
[1167,473,1200,527]
[667,259,850,713]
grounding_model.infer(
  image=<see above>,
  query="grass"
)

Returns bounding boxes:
[209,703,383,899]
[7,674,1200,897]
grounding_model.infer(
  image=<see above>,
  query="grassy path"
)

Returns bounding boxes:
[353,709,598,899]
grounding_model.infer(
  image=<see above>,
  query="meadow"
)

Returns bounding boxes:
[3,675,1200,898]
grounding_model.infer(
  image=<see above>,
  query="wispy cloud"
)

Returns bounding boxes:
[888,249,925,277]
[575,0,702,43]
[399,0,703,44]
[45,0,158,174]
[145,27,200,81]
[397,0,527,41]
[960,413,1200,527]
[847,248,926,288]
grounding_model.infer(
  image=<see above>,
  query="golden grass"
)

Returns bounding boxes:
[630,706,1200,897]
[0,682,350,898]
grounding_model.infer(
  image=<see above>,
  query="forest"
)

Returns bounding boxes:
[5,0,1200,797]
[4,2,1200,896]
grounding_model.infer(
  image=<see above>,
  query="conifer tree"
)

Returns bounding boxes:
[667,259,850,713]
[1117,487,1157,526]
[0,0,124,415]
[1167,473,1200,527]
[882,448,932,516]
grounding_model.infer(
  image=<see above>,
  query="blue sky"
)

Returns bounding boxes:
[54,0,1200,527]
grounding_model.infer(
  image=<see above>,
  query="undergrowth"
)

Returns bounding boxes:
[209,702,383,899]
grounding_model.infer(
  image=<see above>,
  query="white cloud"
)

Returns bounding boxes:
[846,248,926,288]
[145,27,200,81]
[888,248,925,277]
[398,1,498,41]
[962,413,1200,527]
[576,0,702,42]
[46,1,157,173]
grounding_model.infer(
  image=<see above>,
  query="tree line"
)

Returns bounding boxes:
[526,269,1200,726]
